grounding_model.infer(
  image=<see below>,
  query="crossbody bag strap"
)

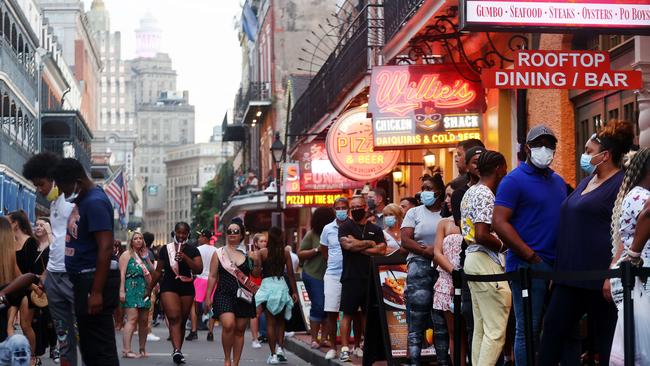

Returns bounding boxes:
[132,252,152,284]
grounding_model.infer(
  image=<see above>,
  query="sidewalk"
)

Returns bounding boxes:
[285,332,388,366]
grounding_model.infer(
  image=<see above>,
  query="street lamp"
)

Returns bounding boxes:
[270,132,285,228]
[423,150,437,172]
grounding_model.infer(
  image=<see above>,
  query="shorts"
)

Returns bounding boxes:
[340,278,368,315]
[193,277,216,303]
[160,277,195,297]
[323,274,342,313]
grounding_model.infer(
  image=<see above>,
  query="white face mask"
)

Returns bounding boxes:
[64,183,80,203]
[529,146,555,169]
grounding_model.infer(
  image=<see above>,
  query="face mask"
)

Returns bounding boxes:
[65,183,80,203]
[580,151,605,175]
[46,184,60,202]
[367,198,376,210]
[384,216,396,228]
[335,209,348,221]
[351,208,366,222]
[420,191,436,207]
[529,146,555,169]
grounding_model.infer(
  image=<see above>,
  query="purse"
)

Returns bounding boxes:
[31,250,48,308]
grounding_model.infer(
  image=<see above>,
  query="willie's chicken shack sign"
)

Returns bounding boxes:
[368,64,486,150]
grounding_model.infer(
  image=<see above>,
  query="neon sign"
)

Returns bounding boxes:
[369,64,486,150]
[326,107,400,181]
[285,192,343,207]
[374,71,477,115]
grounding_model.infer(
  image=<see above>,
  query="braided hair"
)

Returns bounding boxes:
[610,148,650,254]
[477,150,506,177]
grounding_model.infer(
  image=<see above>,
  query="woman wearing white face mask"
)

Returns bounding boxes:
[382,203,403,255]
[539,121,634,366]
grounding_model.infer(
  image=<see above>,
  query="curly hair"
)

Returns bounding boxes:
[593,120,635,167]
[23,152,60,181]
[610,148,650,254]
[477,150,506,177]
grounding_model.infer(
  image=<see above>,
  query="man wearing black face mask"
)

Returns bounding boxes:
[337,196,386,362]
[367,188,387,228]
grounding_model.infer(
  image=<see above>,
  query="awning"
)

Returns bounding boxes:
[219,191,281,228]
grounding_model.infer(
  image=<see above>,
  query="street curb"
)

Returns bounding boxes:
[285,337,347,366]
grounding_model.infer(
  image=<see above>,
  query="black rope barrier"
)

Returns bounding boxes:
[451,263,650,366]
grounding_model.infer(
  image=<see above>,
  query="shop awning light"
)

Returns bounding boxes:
[392,168,404,184]
[423,150,436,169]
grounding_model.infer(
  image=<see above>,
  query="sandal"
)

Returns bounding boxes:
[122,351,140,359]
[139,348,149,358]
[321,340,332,348]
[310,340,320,349]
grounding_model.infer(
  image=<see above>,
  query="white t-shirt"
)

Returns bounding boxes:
[197,244,217,279]
[47,195,74,273]
[383,230,401,254]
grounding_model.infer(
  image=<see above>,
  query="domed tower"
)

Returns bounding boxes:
[135,12,162,58]
[87,0,110,32]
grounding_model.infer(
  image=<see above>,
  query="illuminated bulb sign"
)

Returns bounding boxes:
[368,64,486,150]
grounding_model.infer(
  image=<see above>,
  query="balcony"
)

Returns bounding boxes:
[41,110,93,171]
[235,81,272,125]
[289,4,382,145]
[383,0,425,45]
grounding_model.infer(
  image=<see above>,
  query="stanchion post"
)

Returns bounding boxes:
[621,261,635,366]
[452,269,463,366]
[520,267,535,366]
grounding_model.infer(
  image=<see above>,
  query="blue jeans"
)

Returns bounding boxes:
[0,334,31,366]
[510,260,551,366]
[301,272,326,322]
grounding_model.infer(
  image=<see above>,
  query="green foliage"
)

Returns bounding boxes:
[191,159,234,232]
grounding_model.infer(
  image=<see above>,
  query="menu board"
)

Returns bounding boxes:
[370,256,436,363]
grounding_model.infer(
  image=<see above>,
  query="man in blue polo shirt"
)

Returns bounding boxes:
[52,158,120,366]
[493,125,567,366]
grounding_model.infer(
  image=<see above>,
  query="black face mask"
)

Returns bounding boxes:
[351,208,366,222]
[440,204,452,218]
[367,198,376,210]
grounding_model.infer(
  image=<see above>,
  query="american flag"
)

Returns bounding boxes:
[105,168,128,218]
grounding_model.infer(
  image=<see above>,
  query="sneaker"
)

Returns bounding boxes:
[266,354,280,364]
[184,331,198,341]
[284,331,295,338]
[353,347,363,358]
[50,347,60,364]
[207,332,214,342]
[325,349,337,360]
[147,333,161,341]
[172,350,185,364]
[251,340,262,349]
[276,348,287,363]
[339,347,351,362]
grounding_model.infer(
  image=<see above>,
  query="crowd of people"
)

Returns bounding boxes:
[0,119,647,366]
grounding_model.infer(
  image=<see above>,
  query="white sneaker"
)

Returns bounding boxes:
[284,331,295,338]
[353,347,363,358]
[325,349,337,360]
[251,340,262,349]
[266,354,280,364]
[147,333,161,341]
[276,348,287,363]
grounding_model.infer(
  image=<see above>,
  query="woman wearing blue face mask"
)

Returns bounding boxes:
[539,121,634,366]
[382,203,404,255]
[401,174,449,366]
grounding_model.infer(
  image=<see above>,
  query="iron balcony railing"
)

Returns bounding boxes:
[234,81,271,123]
[383,0,425,44]
[42,137,91,171]
[289,4,383,146]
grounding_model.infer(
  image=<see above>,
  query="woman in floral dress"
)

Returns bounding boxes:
[119,232,153,358]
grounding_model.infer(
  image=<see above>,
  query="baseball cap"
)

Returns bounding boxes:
[526,125,557,143]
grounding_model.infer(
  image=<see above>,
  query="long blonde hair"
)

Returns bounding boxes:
[127,231,145,257]
[0,217,17,285]
[610,148,650,254]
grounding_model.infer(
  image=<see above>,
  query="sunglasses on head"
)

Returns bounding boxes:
[227,229,241,235]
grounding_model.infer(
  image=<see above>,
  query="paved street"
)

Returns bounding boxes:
[40,326,311,366]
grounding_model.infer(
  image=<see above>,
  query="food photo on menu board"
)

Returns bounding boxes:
[377,264,436,358]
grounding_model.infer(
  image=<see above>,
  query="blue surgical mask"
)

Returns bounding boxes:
[580,151,604,175]
[384,216,396,228]
[335,209,348,221]
[420,191,436,207]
